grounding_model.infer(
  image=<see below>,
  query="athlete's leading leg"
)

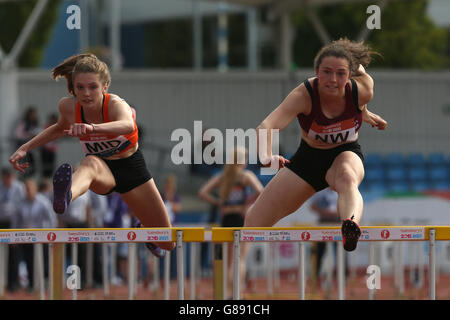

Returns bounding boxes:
[53,156,116,213]
[72,156,116,198]
[325,151,365,223]
[325,151,365,251]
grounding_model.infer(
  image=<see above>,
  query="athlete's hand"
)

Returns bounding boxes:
[64,123,94,137]
[363,108,387,130]
[261,155,290,169]
[9,148,29,173]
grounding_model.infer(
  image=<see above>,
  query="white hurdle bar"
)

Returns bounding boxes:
[212,226,449,300]
[0,228,204,300]
[0,226,447,299]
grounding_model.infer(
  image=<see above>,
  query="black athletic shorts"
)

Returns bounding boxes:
[221,213,245,227]
[101,148,152,194]
[285,140,364,192]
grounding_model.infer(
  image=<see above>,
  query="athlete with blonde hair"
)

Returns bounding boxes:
[199,147,263,294]
[10,53,174,257]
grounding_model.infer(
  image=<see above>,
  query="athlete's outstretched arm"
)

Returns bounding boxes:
[256,83,309,166]
[9,98,71,172]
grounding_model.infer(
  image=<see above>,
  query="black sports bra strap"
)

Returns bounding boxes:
[350,78,360,111]
[303,79,314,101]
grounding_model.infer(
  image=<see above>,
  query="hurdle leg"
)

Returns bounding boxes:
[324,242,333,293]
[223,242,228,299]
[418,242,425,289]
[337,244,345,300]
[50,243,64,300]
[0,244,4,298]
[150,250,160,292]
[232,230,240,300]
[189,242,196,299]
[176,230,184,300]
[71,243,78,300]
[128,243,137,300]
[274,242,280,290]
[368,241,376,300]
[164,249,171,300]
[102,243,109,297]
[213,243,224,300]
[429,228,436,300]
[86,243,93,288]
[266,242,273,297]
[393,242,405,297]
[298,242,305,300]
[110,243,117,286]
[35,243,45,300]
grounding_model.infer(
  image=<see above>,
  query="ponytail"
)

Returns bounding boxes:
[52,53,111,95]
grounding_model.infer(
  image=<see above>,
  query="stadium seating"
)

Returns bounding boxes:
[248,152,449,194]
[361,152,449,194]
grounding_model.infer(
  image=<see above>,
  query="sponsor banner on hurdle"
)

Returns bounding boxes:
[240,227,425,242]
[0,229,172,244]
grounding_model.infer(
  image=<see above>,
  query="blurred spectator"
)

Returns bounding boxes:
[37,178,53,202]
[39,113,59,178]
[0,168,25,227]
[0,167,25,292]
[161,174,181,224]
[11,178,55,291]
[198,147,263,294]
[13,106,40,178]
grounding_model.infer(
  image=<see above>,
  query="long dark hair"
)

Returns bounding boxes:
[314,38,378,74]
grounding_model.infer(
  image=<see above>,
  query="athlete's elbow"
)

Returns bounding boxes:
[124,121,135,134]
[367,87,374,100]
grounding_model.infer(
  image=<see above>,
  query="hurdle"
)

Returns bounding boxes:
[1,226,450,299]
[212,226,450,300]
[0,227,204,300]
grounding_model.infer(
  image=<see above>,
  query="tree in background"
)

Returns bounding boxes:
[292,0,449,70]
[0,0,61,68]
[145,13,247,69]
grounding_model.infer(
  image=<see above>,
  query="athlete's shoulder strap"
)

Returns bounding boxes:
[74,97,82,123]
[303,79,314,101]
[102,93,110,122]
[350,78,359,109]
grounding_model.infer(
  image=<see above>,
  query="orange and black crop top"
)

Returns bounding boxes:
[75,93,139,158]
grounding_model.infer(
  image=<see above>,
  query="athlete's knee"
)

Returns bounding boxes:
[79,155,106,175]
[332,166,360,190]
